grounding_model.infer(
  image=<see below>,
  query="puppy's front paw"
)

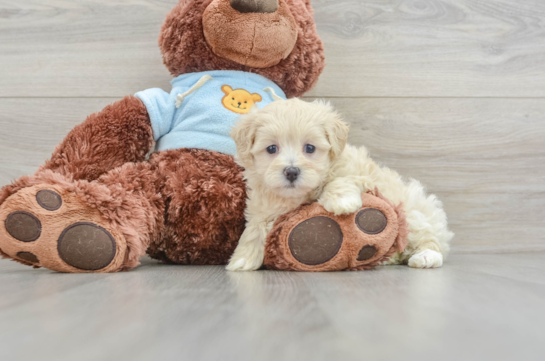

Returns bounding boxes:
[319,192,363,216]
[408,249,443,269]
[226,257,248,271]
[226,245,264,272]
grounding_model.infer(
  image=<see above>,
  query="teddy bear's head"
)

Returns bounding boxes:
[159,0,325,98]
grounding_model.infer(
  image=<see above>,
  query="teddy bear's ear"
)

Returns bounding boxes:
[252,93,263,103]
[221,85,233,95]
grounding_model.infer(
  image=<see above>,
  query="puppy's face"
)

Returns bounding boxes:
[231,99,349,199]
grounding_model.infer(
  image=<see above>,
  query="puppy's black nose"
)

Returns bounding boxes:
[230,0,279,14]
[284,167,300,183]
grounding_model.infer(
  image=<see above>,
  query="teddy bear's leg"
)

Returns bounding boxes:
[263,193,409,272]
[0,159,165,272]
[144,149,247,266]
[0,146,245,272]
[0,96,155,270]
[40,95,154,181]
[0,96,153,208]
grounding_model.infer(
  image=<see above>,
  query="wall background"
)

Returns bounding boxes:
[1,0,544,253]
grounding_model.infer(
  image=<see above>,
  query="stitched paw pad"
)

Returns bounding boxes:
[0,185,126,272]
[57,222,116,271]
[288,216,343,265]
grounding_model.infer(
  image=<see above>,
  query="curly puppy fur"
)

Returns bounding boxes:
[229,99,453,271]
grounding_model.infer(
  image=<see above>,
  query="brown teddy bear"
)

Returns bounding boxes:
[0,0,407,273]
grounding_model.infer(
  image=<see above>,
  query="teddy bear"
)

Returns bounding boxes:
[0,0,407,273]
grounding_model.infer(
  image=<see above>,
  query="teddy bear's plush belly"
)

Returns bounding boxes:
[146,147,247,265]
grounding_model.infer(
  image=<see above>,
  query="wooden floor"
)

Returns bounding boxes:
[0,253,544,361]
[1,1,545,359]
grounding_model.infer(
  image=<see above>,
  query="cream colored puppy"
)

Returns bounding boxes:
[227,98,453,271]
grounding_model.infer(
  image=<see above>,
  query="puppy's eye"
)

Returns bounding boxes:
[232,98,235,100]
[266,145,278,154]
[304,144,316,154]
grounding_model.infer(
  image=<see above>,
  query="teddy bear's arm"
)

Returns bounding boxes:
[39,96,154,182]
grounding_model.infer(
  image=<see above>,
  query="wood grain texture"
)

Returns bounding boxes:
[0,0,173,97]
[310,0,545,97]
[0,98,116,182]
[1,97,544,253]
[1,0,545,97]
[0,253,544,361]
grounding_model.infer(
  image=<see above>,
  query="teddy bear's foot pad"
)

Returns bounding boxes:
[356,245,377,261]
[5,211,42,242]
[356,208,387,234]
[287,209,389,265]
[286,207,388,269]
[265,193,408,272]
[57,223,116,271]
[0,185,126,272]
[289,216,343,265]
[17,251,39,264]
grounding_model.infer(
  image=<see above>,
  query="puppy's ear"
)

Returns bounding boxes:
[323,104,349,160]
[231,109,260,166]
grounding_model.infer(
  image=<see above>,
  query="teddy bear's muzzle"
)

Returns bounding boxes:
[203,0,298,68]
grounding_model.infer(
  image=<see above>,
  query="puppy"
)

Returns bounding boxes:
[227,98,453,271]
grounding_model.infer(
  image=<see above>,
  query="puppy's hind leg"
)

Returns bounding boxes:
[388,179,454,269]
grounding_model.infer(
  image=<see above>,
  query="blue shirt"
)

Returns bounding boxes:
[135,70,286,156]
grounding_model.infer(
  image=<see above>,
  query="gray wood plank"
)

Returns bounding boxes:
[1,0,545,97]
[0,253,544,361]
[1,97,544,253]
[0,98,116,181]
[0,0,173,97]
[310,0,545,97]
